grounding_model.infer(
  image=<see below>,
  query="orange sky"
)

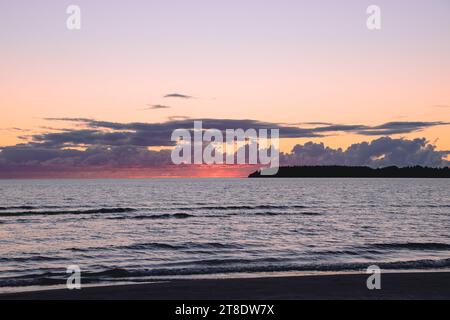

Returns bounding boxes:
[1,0,450,153]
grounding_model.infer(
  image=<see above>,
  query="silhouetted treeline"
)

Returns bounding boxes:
[248,166,450,178]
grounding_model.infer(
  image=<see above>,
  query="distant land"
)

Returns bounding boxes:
[248,166,450,178]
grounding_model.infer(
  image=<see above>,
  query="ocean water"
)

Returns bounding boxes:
[0,178,449,292]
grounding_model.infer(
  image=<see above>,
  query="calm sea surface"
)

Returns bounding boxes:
[0,178,449,292]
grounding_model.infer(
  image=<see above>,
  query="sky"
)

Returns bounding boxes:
[0,0,449,177]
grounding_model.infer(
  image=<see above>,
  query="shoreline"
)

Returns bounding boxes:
[2,271,450,300]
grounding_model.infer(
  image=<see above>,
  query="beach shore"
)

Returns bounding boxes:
[1,272,450,300]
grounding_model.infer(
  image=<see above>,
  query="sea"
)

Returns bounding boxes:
[0,178,449,293]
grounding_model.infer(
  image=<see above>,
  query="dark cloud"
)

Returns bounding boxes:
[145,104,171,110]
[354,121,449,136]
[39,118,323,147]
[23,118,450,148]
[0,127,31,132]
[164,93,194,99]
[0,144,173,170]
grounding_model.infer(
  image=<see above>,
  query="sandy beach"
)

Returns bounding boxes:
[2,272,450,300]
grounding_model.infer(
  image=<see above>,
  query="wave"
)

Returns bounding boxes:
[117,211,320,219]
[3,257,450,288]
[421,204,450,208]
[108,213,193,220]
[124,242,244,252]
[161,257,283,267]
[314,243,450,255]
[254,211,322,216]
[0,255,66,263]
[82,257,450,277]
[369,242,450,251]
[69,241,244,252]
[0,207,137,217]
[390,204,450,208]
[0,204,313,219]
[177,204,308,211]
[0,206,37,211]
[0,205,66,211]
[313,249,370,256]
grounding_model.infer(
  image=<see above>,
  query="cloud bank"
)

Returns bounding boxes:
[0,118,448,177]
[36,118,449,148]
[281,137,450,168]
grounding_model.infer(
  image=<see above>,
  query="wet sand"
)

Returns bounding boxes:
[2,272,450,300]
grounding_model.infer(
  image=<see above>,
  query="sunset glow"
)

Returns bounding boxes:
[1,0,449,177]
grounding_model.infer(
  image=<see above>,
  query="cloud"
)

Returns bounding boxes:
[354,121,449,136]
[29,118,450,148]
[168,116,190,121]
[164,93,194,99]
[0,127,31,132]
[281,137,450,168]
[1,118,449,177]
[39,117,324,147]
[0,142,173,167]
[145,104,171,110]
[0,137,448,178]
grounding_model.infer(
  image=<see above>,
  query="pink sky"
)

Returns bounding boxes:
[1,1,449,177]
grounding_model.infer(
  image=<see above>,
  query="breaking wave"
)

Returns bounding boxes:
[2,258,450,288]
